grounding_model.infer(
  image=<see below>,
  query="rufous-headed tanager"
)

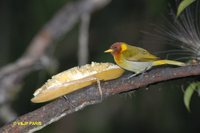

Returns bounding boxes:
[105,42,185,76]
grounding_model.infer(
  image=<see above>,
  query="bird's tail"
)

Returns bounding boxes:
[152,60,186,66]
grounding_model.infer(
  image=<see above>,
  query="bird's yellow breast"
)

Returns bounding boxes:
[114,54,153,73]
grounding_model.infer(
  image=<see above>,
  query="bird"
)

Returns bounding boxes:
[104,42,185,76]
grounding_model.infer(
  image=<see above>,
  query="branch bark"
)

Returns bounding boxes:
[0,64,199,133]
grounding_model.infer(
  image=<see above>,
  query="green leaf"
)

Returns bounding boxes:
[197,87,200,96]
[184,82,200,111]
[177,0,196,17]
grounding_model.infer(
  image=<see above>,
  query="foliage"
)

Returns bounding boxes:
[184,82,200,111]
[177,0,196,16]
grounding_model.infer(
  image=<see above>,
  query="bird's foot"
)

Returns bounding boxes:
[127,73,139,79]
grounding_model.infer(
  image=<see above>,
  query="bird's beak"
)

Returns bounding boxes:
[104,49,113,53]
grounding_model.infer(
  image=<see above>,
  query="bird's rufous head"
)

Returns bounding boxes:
[104,42,127,55]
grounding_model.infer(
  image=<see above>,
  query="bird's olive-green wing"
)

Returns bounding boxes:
[122,45,159,62]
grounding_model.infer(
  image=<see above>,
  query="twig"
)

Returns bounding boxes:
[0,0,111,122]
[0,64,199,133]
[78,13,91,65]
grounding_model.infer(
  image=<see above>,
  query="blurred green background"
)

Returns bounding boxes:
[0,0,199,133]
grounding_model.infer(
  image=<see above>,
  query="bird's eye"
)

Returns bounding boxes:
[111,45,119,51]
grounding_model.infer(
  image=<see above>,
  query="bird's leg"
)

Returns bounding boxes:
[136,66,153,79]
[140,66,152,76]
[140,68,148,76]
[127,73,140,79]
[127,66,151,79]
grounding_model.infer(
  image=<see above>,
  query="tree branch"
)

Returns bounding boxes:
[0,64,199,133]
[78,13,91,65]
[0,0,111,122]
